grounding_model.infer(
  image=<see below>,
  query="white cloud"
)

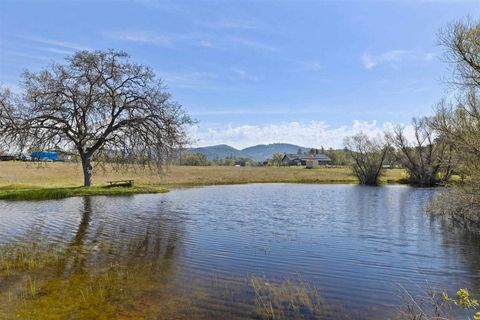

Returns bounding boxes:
[21,36,90,52]
[198,40,214,48]
[197,18,263,30]
[108,31,220,50]
[232,37,278,52]
[158,70,217,89]
[230,67,259,81]
[39,47,74,55]
[0,49,51,62]
[308,62,322,72]
[108,31,172,47]
[361,49,435,69]
[189,120,401,149]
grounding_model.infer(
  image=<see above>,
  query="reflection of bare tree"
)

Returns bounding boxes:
[439,218,480,290]
[55,196,92,275]
[73,196,92,248]
[124,210,182,283]
[56,196,185,290]
[70,196,92,272]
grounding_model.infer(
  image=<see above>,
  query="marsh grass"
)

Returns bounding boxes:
[0,184,168,201]
[0,242,63,276]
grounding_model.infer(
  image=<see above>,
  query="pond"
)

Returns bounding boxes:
[0,184,479,319]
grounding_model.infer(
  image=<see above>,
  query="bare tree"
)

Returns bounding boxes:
[439,19,480,89]
[344,133,388,186]
[432,93,480,171]
[430,93,480,224]
[436,18,480,172]
[0,87,24,153]
[386,117,455,187]
[426,19,480,224]
[0,50,192,186]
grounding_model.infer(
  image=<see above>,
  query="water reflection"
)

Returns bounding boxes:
[439,217,480,290]
[63,196,92,273]
[0,184,479,319]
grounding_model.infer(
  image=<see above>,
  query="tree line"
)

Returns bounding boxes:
[177,147,353,167]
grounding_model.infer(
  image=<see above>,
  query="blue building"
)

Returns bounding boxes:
[31,151,58,161]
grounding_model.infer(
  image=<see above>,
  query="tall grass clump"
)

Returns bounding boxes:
[251,276,326,319]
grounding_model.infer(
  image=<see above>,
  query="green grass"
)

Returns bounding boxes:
[0,184,169,201]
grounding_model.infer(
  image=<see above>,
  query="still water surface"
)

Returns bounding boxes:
[0,184,479,319]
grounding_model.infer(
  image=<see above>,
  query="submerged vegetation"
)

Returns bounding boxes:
[0,241,334,319]
[251,276,327,319]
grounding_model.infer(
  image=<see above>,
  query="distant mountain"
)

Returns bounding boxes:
[189,144,246,160]
[189,143,311,161]
[241,143,310,161]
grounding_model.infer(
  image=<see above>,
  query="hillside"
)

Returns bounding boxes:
[241,143,310,161]
[189,143,310,161]
[189,144,246,160]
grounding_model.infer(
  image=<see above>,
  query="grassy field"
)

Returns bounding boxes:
[0,161,407,200]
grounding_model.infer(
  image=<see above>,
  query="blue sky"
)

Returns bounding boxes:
[1,0,479,149]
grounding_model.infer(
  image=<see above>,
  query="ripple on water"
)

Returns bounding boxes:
[0,184,479,319]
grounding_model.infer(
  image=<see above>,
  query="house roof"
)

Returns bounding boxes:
[282,153,331,161]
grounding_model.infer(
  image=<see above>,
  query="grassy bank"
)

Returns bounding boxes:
[0,184,169,201]
[0,161,407,200]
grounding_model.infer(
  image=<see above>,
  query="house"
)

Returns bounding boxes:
[281,153,332,166]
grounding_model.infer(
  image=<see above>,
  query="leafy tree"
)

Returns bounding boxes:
[180,152,208,166]
[271,152,284,166]
[0,50,192,186]
[326,148,352,166]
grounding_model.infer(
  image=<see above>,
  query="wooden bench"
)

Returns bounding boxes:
[106,180,134,187]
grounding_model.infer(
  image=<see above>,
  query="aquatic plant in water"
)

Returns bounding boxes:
[251,276,326,319]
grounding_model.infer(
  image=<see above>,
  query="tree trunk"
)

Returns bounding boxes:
[81,156,92,187]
